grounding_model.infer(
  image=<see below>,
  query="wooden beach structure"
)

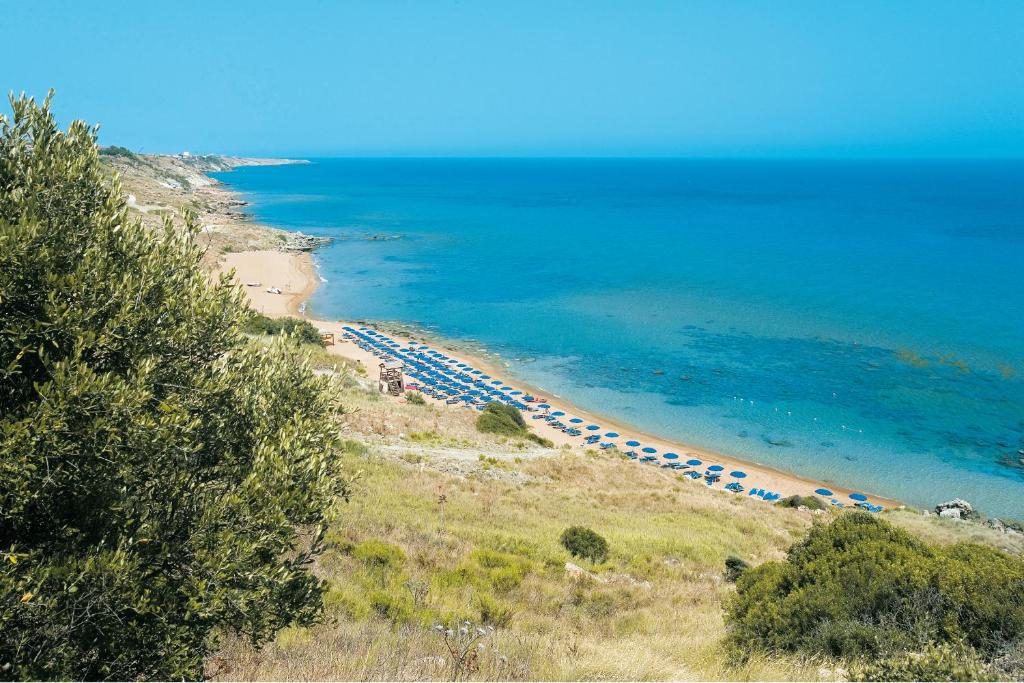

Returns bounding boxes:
[378,359,405,396]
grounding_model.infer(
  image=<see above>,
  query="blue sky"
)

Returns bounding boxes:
[5,0,1023,157]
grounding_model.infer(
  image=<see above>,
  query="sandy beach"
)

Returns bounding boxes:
[216,249,900,510]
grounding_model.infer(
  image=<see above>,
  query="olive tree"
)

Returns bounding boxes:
[0,93,349,680]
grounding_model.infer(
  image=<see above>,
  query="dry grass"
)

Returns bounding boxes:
[211,435,830,680]
[208,364,1022,681]
[883,508,1024,555]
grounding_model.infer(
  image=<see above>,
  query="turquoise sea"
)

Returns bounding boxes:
[213,159,1024,517]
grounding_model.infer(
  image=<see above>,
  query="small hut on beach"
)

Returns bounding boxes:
[378,360,405,396]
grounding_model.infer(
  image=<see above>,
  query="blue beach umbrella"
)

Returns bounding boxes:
[663,453,679,460]
[605,432,620,438]
[626,440,641,447]
[686,458,702,466]
[707,465,725,472]
[849,493,868,501]
[641,447,657,454]
[569,418,584,424]
[491,380,502,385]
[510,391,523,396]
[480,375,490,379]
[551,411,565,416]
[586,425,600,431]
[815,488,834,497]
[538,403,551,408]
[730,471,747,478]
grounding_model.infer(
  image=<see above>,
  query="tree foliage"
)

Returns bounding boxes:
[723,555,750,583]
[243,312,324,346]
[725,512,1024,675]
[560,526,609,564]
[475,402,527,436]
[0,93,349,680]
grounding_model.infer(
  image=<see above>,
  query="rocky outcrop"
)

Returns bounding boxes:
[935,498,974,520]
[281,232,333,252]
[987,517,1024,536]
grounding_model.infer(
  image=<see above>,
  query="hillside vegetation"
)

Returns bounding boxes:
[3,93,1021,682]
[213,369,1024,681]
[1,94,347,680]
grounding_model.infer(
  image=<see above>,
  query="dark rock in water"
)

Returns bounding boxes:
[653,369,665,375]
[763,436,794,448]
[820,441,835,448]
[737,430,749,438]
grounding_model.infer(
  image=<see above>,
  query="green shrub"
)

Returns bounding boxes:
[368,590,413,623]
[725,512,1024,667]
[527,432,554,447]
[406,391,425,405]
[476,402,527,436]
[560,526,609,563]
[476,593,516,627]
[243,312,324,346]
[469,549,531,593]
[724,555,750,582]
[98,144,135,158]
[853,641,995,682]
[323,585,370,621]
[776,494,826,510]
[0,93,349,680]
[353,540,406,571]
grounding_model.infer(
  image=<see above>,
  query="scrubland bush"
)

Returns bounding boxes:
[476,402,526,435]
[406,390,426,405]
[369,590,415,623]
[476,593,516,627]
[244,312,324,346]
[724,555,750,582]
[560,526,609,563]
[853,641,994,682]
[353,539,406,572]
[726,512,1024,677]
[526,432,554,447]
[776,494,826,510]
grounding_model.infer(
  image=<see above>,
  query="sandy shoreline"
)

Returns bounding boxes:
[216,248,900,510]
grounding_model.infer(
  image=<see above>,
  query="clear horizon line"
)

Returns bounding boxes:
[138,149,1024,163]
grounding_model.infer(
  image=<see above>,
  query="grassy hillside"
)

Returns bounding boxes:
[212,368,1023,681]
[100,148,1022,681]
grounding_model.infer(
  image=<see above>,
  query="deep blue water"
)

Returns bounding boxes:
[213,159,1024,517]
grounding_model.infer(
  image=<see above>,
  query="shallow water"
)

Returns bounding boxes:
[213,159,1024,516]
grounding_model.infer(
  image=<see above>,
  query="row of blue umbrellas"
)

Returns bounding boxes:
[348,326,879,510]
